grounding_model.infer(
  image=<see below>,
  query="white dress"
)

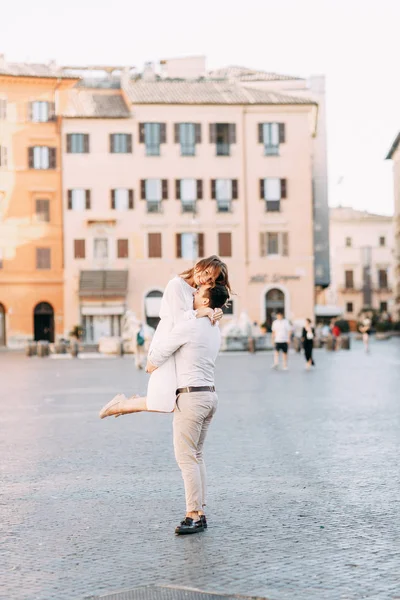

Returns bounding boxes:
[146,276,196,412]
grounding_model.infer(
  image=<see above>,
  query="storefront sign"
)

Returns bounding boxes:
[249,274,301,284]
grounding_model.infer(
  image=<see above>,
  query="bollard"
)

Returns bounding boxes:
[341,336,351,350]
[37,340,50,357]
[25,341,37,357]
[70,339,79,357]
[248,337,256,353]
[325,336,334,351]
[54,340,67,354]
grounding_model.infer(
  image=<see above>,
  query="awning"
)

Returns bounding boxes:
[79,270,128,297]
[315,304,343,318]
[81,304,125,316]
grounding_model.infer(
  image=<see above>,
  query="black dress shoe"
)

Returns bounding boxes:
[175,517,204,535]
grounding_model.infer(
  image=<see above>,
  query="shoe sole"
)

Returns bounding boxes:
[175,527,205,535]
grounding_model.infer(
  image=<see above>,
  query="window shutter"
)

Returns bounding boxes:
[49,148,56,169]
[198,233,205,258]
[174,123,180,143]
[279,123,286,143]
[84,134,90,153]
[195,123,202,144]
[282,232,289,257]
[111,189,116,209]
[175,180,181,200]
[109,134,114,153]
[48,102,56,121]
[139,123,145,143]
[67,190,72,210]
[196,179,203,200]
[232,179,238,199]
[127,134,132,153]
[148,233,162,258]
[162,179,168,200]
[140,180,146,200]
[218,232,232,257]
[260,232,267,257]
[209,123,217,143]
[28,101,33,121]
[176,233,182,258]
[211,179,216,199]
[85,189,91,210]
[66,134,72,153]
[160,123,166,144]
[258,123,264,143]
[28,147,34,169]
[118,239,129,258]
[281,178,287,199]
[259,179,265,200]
[228,124,236,144]
[128,189,134,209]
[74,239,85,259]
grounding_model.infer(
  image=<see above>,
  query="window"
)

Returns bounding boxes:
[66,133,89,154]
[141,179,167,212]
[176,178,200,213]
[345,270,354,289]
[218,232,232,257]
[346,302,353,313]
[379,236,386,247]
[378,269,388,289]
[94,238,108,259]
[35,199,50,223]
[74,239,86,259]
[139,123,166,156]
[148,233,162,258]
[117,239,129,258]
[30,101,54,122]
[0,98,6,120]
[260,232,289,257]
[345,237,352,247]
[175,123,201,156]
[28,147,56,170]
[380,301,388,312]
[111,189,134,210]
[36,248,51,269]
[211,179,238,212]
[260,178,287,211]
[176,233,204,259]
[110,133,132,154]
[222,298,234,315]
[0,146,7,167]
[209,123,236,156]
[67,189,91,210]
[258,123,285,155]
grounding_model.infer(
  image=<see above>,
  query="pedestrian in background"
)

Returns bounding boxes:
[271,311,291,370]
[359,316,372,353]
[331,319,341,350]
[135,323,146,369]
[302,318,315,370]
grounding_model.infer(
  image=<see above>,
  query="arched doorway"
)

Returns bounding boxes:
[0,303,6,346]
[265,288,285,330]
[144,290,163,330]
[34,302,54,342]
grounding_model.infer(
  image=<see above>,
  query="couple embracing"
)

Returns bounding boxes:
[99,256,231,535]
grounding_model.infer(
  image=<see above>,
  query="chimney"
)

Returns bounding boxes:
[142,62,156,81]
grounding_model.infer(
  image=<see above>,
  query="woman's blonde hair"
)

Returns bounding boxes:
[180,255,231,292]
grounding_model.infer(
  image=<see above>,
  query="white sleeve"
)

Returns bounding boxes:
[148,321,193,367]
[163,277,196,324]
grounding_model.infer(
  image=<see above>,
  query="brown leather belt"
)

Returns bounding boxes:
[176,386,215,395]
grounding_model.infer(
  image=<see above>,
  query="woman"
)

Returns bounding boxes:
[99,255,231,418]
[360,316,372,353]
[302,318,315,370]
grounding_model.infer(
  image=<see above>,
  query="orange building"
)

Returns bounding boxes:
[0,57,78,347]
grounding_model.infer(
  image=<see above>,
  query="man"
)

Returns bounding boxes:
[146,284,229,535]
[271,310,291,370]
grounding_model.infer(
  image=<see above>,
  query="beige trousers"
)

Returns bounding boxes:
[173,391,218,512]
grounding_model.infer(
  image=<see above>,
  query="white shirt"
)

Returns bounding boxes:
[149,317,221,388]
[272,318,291,343]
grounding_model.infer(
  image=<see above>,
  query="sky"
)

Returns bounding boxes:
[1,0,399,215]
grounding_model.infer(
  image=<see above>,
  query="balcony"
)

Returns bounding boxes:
[339,286,361,294]
[146,200,162,213]
[264,145,279,156]
[216,199,232,213]
[181,200,197,214]
[216,142,230,156]
[266,200,280,212]
[374,287,392,294]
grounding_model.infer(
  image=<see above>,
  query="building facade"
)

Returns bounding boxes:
[0,57,77,346]
[61,62,318,343]
[386,134,400,320]
[325,207,394,326]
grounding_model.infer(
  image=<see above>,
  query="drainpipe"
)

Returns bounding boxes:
[54,77,64,338]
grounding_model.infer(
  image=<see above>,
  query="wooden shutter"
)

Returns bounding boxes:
[175,180,181,200]
[148,233,162,258]
[197,179,203,200]
[218,232,232,257]
[174,123,180,143]
[67,190,72,210]
[109,134,114,153]
[49,147,56,169]
[198,233,205,258]
[282,232,289,257]
[260,232,267,257]
[48,102,56,121]
[117,239,129,258]
[74,239,85,259]
[160,123,166,144]
[111,189,116,209]
[28,147,34,168]
[258,123,264,143]
[195,123,202,144]
[127,134,132,153]
[228,123,236,144]
[83,134,90,153]
[128,189,134,209]
[140,180,146,200]
[209,123,217,143]
[281,178,287,199]
[66,134,72,153]
[162,179,168,200]
[279,123,286,143]
[259,179,265,199]
[211,179,216,199]
[85,189,91,210]
[139,123,145,143]
[232,179,238,199]
[176,233,182,258]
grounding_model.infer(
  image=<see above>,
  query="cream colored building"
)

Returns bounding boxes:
[386,134,400,319]
[61,59,319,343]
[325,207,394,325]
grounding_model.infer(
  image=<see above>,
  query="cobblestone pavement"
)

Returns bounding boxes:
[1,339,400,600]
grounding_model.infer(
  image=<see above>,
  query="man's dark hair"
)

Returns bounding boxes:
[276,310,284,316]
[205,284,230,310]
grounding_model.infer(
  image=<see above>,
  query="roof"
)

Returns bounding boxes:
[0,61,77,80]
[63,90,131,118]
[123,79,316,106]
[208,65,303,82]
[79,270,128,297]
[330,206,392,222]
[385,132,400,159]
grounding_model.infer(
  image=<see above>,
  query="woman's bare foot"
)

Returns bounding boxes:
[99,394,148,419]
